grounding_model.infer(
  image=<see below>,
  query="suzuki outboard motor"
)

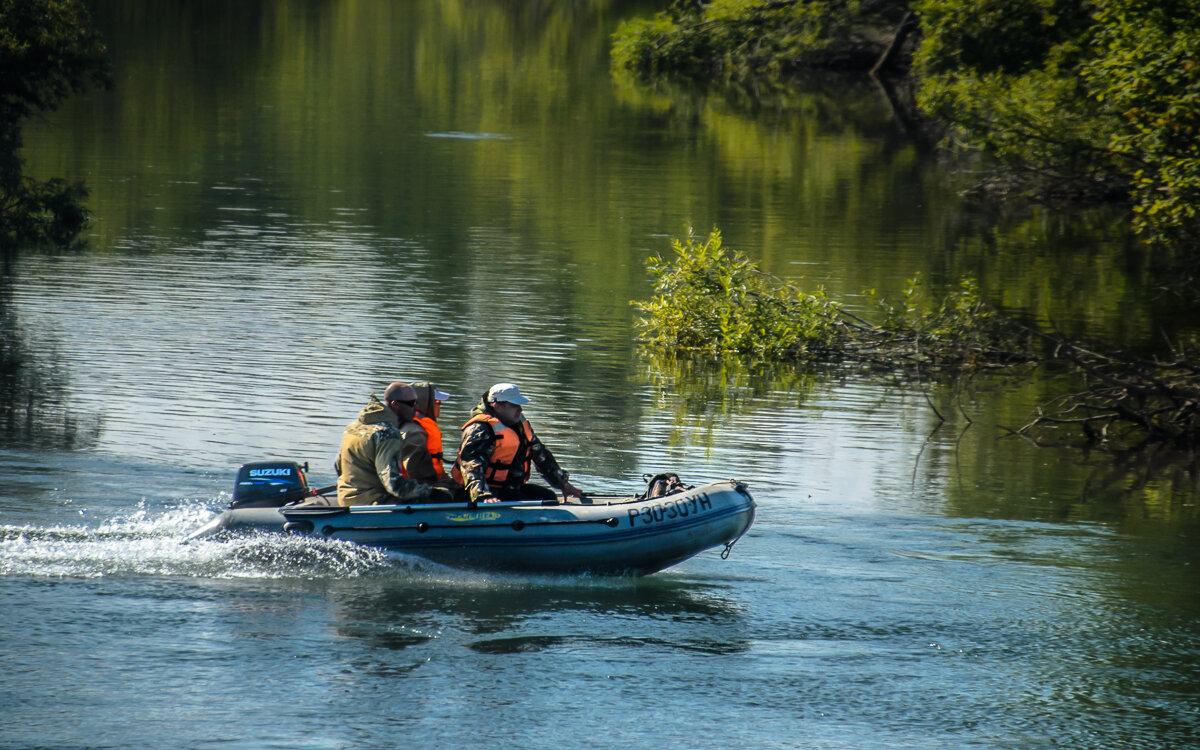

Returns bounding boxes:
[231,461,310,509]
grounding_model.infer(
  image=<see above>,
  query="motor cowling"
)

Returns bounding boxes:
[231,461,310,509]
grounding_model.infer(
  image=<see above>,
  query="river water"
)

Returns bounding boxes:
[3,2,1198,748]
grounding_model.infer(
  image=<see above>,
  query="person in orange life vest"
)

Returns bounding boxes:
[403,381,452,483]
[452,382,583,504]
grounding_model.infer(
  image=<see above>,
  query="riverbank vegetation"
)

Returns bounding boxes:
[635,229,1200,451]
[0,0,109,249]
[634,227,1035,368]
[613,0,1200,258]
[611,0,912,79]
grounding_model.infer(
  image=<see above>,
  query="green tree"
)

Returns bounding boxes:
[912,0,1119,193]
[634,227,846,358]
[1082,0,1200,248]
[913,0,1200,249]
[0,0,109,248]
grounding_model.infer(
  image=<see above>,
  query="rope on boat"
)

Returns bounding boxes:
[721,533,744,560]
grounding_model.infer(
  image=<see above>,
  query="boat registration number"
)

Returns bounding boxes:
[627,493,712,526]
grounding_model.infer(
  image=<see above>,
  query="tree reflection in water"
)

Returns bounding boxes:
[0,256,100,449]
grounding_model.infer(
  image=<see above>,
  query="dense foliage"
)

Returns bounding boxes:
[613,0,1200,252]
[612,0,909,79]
[915,0,1200,249]
[1082,0,1200,247]
[0,0,109,248]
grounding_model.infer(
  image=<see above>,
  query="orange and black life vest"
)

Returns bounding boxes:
[450,413,533,490]
[415,415,445,477]
[401,415,445,480]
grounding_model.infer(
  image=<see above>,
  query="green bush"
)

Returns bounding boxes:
[611,0,886,81]
[1082,0,1200,247]
[633,228,846,358]
[634,229,1033,368]
[868,274,1029,366]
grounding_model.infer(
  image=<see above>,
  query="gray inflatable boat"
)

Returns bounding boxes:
[188,462,756,576]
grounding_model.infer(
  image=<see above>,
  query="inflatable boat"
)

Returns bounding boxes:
[187,462,756,576]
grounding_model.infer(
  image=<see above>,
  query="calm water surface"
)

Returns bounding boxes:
[3,1,1198,748]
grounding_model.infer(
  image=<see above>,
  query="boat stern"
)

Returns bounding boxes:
[184,511,232,542]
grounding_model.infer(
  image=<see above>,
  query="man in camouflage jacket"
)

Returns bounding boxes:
[334,382,446,506]
[454,382,583,504]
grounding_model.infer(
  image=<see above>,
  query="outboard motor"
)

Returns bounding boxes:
[231,461,310,509]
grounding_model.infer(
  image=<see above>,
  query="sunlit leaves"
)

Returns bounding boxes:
[1081,0,1200,247]
[633,227,846,358]
[913,0,1200,250]
[634,228,1034,368]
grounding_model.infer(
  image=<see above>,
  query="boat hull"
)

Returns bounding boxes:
[189,480,756,576]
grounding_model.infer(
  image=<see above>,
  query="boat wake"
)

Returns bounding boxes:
[0,501,430,580]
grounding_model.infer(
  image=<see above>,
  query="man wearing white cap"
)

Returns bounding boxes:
[451,382,583,505]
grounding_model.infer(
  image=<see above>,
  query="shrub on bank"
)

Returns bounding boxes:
[634,228,1034,368]
[612,0,900,80]
[633,228,847,358]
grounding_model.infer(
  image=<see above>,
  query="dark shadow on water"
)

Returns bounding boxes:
[322,572,749,653]
[613,67,931,151]
[343,574,744,623]
[335,627,435,652]
[467,633,748,655]
[0,254,101,450]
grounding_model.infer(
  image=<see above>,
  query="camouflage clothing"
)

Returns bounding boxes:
[455,396,570,503]
[334,394,434,506]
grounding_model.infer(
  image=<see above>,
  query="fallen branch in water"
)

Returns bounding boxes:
[1014,338,1200,450]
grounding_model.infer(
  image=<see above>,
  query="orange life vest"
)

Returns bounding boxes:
[450,413,533,489]
[415,415,445,478]
[400,415,445,480]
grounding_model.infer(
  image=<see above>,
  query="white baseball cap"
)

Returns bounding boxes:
[487,382,530,405]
